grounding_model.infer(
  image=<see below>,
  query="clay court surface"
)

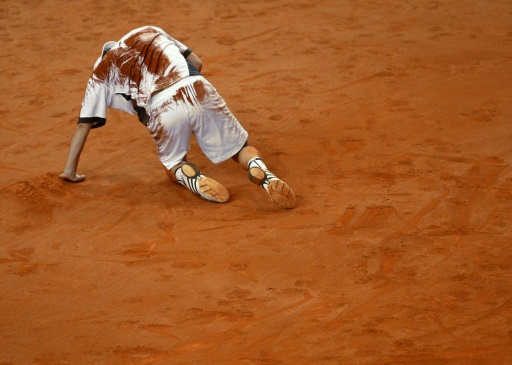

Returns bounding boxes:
[1,0,512,364]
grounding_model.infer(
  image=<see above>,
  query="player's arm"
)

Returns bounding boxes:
[186,51,202,73]
[59,122,93,183]
[172,34,203,72]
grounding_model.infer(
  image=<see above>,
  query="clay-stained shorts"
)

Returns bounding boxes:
[147,75,248,169]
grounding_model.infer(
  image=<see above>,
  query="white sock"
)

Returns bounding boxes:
[248,157,268,171]
[247,157,278,181]
[174,166,185,185]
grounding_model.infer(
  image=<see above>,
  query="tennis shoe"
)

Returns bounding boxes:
[175,162,229,203]
[248,162,296,209]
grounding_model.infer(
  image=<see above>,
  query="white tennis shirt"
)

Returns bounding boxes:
[78,26,191,128]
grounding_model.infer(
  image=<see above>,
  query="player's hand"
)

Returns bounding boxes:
[59,172,86,183]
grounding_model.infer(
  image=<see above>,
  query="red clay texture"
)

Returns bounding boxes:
[1,1,511,364]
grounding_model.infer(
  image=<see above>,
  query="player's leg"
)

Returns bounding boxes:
[148,81,229,203]
[191,77,295,208]
[233,142,296,209]
[164,159,229,203]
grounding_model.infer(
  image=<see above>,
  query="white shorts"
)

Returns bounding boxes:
[147,76,249,169]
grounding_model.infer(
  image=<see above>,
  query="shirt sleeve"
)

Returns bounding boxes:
[78,77,109,128]
[151,26,189,53]
[173,38,189,55]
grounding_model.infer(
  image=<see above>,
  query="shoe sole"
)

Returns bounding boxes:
[182,163,230,203]
[249,167,296,209]
[267,179,296,209]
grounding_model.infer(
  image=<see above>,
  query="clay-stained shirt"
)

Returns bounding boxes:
[78,26,191,128]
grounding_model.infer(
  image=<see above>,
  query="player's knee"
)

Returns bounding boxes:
[237,145,261,168]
